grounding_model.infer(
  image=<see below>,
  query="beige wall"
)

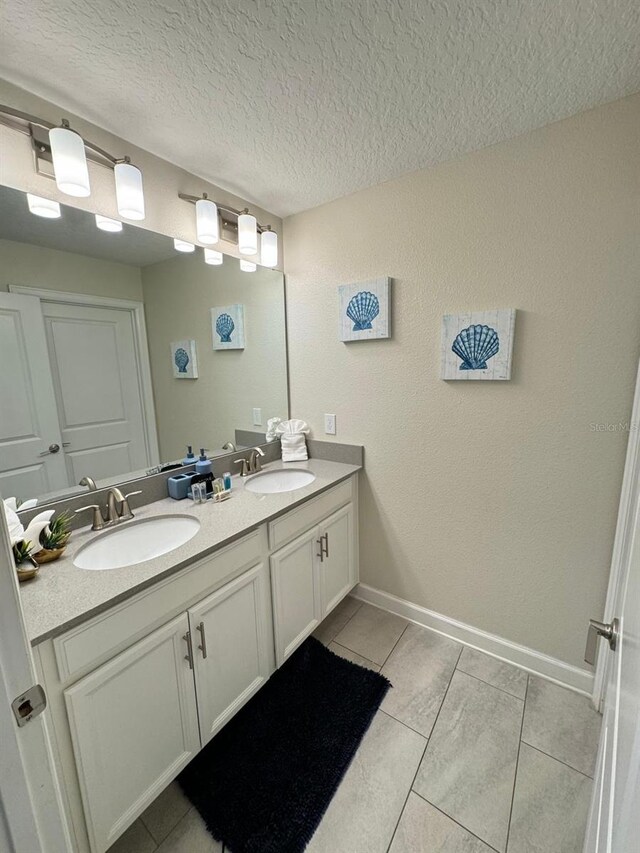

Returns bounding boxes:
[142,253,288,461]
[0,238,142,300]
[284,93,640,670]
[0,79,283,268]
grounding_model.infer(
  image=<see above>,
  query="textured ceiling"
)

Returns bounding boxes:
[1,1,639,217]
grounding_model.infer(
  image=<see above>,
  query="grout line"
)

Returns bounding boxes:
[385,739,429,853]
[504,674,529,852]
[379,708,430,740]
[330,641,380,670]
[410,791,501,853]
[322,598,363,644]
[519,740,595,780]
[379,622,410,669]
[456,667,527,701]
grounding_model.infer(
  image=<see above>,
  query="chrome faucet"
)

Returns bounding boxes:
[222,441,237,452]
[76,488,142,531]
[234,446,265,476]
[79,475,97,491]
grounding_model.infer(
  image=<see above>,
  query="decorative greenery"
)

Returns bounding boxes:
[13,540,35,566]
[40,511,72,551]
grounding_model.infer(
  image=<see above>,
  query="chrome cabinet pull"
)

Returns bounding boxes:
[316,538,324,562]
[183,632,194,669]
[196,621,207,659]
[322,532,329,558]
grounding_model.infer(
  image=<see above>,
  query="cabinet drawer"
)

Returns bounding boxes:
[268,478,354,551]
[54,529,262,683]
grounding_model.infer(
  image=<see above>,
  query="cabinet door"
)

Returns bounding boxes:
[320,503,356,615]
[189,563,272,746]
[64,613,200,853]
[270,526,322,666]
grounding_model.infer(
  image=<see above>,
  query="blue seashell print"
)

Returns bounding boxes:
[216,313,235,343]
[452,324,500,370]
[174,347,190,373]
[346,291,380,331]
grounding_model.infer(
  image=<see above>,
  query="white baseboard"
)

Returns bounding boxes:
[352,583,594,697]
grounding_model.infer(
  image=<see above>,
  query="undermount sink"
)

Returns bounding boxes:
[73,515,200,571]
[245,468,316,494]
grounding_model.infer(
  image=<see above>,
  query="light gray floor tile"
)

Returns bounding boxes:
[107,819,156,853]
[380,624,461,737]
[307,710,426,853]
[140,781,191,844]
[328,641,381,671]
[457,647,528,700]
[313,596,362,644]
[155,808,222,853]
[414,671,523,852]
[522,676,601,777]
[333,603,408,665]
[389,792,495,853]
[507,744,592,853]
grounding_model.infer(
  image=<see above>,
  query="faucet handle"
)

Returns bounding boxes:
[75,505,105,531]
[234,458,250,477]
[120,490,142,521]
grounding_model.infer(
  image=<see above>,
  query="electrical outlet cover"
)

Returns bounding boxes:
[324,413,336,435]
[253,408,262,426]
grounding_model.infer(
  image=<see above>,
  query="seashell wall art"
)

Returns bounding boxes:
[170,339,198,379]
[338,277,391,342]
[211,304,245,350]
[440,310,516,380]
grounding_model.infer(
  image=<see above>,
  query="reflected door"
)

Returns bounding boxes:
[40,300,152,485]
[0,293,68,499]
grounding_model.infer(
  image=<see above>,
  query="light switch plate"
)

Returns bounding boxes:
[253,408,262,426]
[324,413,336,435]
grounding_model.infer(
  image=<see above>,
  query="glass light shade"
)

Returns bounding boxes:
[95,214,122,233]
[238,212,257,255]
[260,229,278,267]
[174,239,195,253]
[49,126,91,197]
[196,198,219,244]
[204,248,223,265]
[26,194,61,218]
[114,162,145,220]
[240,259,256,272]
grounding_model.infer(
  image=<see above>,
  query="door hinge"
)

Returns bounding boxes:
[11,684,47,727]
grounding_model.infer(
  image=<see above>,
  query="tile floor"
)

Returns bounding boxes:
[108,598,600,853]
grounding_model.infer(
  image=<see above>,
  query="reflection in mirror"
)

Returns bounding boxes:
[0,185,288,508]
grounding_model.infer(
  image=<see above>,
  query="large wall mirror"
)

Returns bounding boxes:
[0,185,288,507]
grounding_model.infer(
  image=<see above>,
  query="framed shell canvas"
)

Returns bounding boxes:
[171,339,198,379]
[338,277,391,342]
[440,309,516,380]
[211,304,245,350]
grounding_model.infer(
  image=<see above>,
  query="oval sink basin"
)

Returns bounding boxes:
[245,469,316,494]
[74,515,200,570]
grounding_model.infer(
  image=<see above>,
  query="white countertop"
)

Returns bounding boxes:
[19,459,360,646]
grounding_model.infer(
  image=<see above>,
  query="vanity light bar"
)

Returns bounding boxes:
[179,193,278,267]
[0,103,146,221]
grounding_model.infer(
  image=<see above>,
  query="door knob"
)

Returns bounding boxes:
[38,443,60,456]
[584,617,619,665]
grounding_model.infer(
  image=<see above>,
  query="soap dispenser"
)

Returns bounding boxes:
[182,445,196,466]
[195,448,212,475]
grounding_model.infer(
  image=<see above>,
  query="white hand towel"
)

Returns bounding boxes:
[265,417,282,442]
[276,419,310,462]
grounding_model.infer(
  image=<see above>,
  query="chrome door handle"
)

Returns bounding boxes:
[316,538,324,562]
[584,617,619,665]
[183,631,194,669]
[38,443,60,456]
[196,621,207,659]
[322,532,329,558]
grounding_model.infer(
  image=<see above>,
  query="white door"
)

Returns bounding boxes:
[270,527,323,666]
[64,614,200,853]
[584,401,640,852]
[0,293,68,501]
[320,503,355,615]
[189,563,272,746]
[39,300,152,485]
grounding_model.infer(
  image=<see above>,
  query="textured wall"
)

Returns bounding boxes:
[0,238,142,300]
[142,253,288,461]
[284,94,640,670]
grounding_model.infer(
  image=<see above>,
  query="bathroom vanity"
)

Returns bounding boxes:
[19,460,359,853]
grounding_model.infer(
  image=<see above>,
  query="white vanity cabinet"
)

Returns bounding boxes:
[270,479,357,666]
[64,613,200,853]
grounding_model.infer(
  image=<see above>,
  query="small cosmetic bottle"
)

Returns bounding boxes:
[223,471,232,491]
